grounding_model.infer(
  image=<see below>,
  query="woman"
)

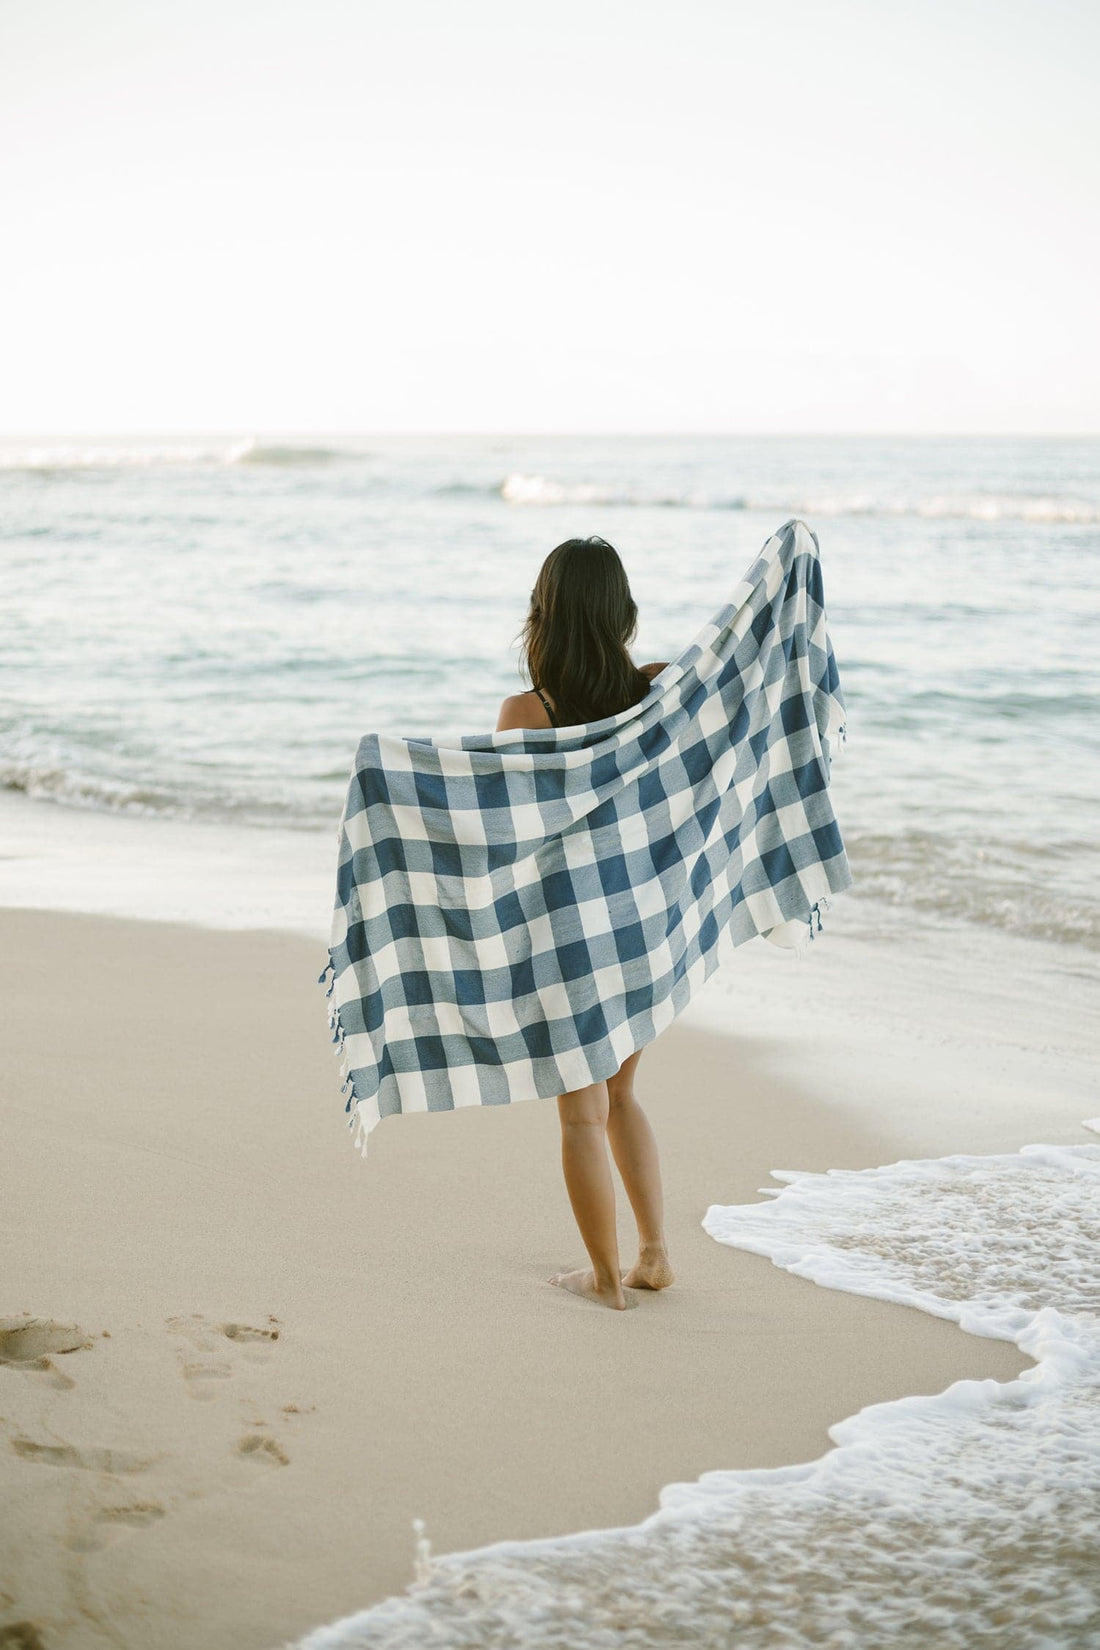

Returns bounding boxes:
[496,535,675,1311]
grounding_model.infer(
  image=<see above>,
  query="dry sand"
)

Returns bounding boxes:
[1,908,1041,1650]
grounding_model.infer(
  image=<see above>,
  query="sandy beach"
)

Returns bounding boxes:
[6,897,1091,1650]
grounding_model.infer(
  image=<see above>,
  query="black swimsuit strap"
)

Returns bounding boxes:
[532,686,559,727]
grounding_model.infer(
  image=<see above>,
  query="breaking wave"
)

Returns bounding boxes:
[288,1133,1100,1649]
[0,438,363,472]
[1,762,181,818]
[497,472,1100,522]
[0,760,320,829]
[0,440,241,471]
[499,473,746,509]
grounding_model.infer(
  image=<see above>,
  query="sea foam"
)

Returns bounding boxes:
[285,1133,1100,1649]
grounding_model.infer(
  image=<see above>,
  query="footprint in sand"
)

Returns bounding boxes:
[236,1431,289,1466]
[10,1437,152,1475]
[0,1317,92,1388]
[176,1355,234,1397]
[64,1500,168,1554]
[166,1312,282,1399]
[220,1321,281,1345]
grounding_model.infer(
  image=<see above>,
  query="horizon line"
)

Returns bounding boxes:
[1,428,1099,441]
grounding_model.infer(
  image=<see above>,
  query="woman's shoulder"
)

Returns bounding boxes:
[496,688,553,732]
[497,666,669,732]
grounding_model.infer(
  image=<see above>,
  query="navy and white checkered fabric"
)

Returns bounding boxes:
[320,518,851,1156]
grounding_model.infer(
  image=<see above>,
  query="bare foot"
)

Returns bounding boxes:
[549,1269,636,1310]
[622,1247,675,1290]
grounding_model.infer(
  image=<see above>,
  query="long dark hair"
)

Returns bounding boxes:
[519,536,652,727]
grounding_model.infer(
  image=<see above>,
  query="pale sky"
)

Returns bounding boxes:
[1,0,1097,434]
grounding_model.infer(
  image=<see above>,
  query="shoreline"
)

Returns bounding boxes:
[2,904,1076,1650]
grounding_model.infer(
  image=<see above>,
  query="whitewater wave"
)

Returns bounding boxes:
[0,438,364,472]
[1,762,183,818]
[498,473,737,509]
[0,761,321,829]
[497,472,1100,523]
[0,440,242,472]
[287,1134,1100,1649]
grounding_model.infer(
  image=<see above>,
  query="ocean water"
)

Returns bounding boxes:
[2,433,1099,949]
[290,1129,1100,1650]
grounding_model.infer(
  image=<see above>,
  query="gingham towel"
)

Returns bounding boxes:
[320,517,851,1155]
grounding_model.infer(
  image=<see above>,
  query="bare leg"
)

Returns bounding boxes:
[550,1079,633,1309]
[606,1050,674,1289]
